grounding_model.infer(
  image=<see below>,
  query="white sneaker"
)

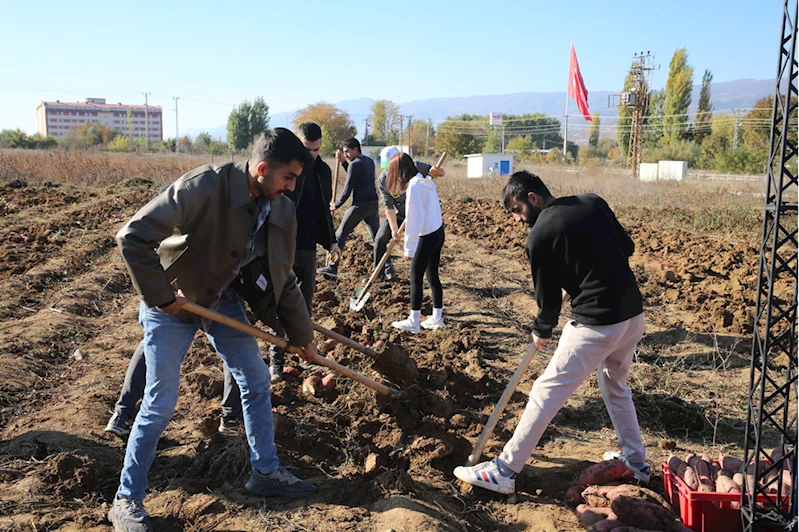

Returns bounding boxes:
[391,318,420,334]
[421,316,446,330]
[602,451,651,483]
[453,459,516,494]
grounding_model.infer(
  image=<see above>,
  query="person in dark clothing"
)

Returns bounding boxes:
[317,138,378,279]
[374,146,444,280]
[454,170,649,495]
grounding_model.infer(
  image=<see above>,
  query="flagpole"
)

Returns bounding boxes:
[563,42,572,163]
[563,94,569,163]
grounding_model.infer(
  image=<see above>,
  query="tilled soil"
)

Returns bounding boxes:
[0,181,788,531]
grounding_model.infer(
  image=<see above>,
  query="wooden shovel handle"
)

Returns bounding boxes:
[332,161,340,198]
[311,322,379,361]
[466,343,537,466]
[182,301,395,396]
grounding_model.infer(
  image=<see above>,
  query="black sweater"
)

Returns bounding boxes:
[526,193,643,338]
[334,155,377,208]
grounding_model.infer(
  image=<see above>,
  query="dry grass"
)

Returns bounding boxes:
[0,150,768,239]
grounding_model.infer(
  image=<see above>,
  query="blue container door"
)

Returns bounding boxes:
[500,160,510,175]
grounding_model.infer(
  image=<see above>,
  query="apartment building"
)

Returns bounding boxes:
[36,97,163,141]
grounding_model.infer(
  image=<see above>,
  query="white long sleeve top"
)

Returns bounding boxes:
[403,173,443,258]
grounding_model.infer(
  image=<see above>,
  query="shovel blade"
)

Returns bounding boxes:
[370,342,419,384]
[349,291,369,312]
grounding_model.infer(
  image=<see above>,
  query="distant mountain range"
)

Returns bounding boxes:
[182,78,778,144]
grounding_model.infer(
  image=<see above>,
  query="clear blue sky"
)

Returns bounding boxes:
[0,0,784,136]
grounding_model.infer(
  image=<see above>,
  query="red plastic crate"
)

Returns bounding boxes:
[661,460,790,532]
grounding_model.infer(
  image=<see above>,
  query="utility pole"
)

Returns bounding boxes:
[732,108,740,149]
[563,94,569,163]
[173,96,180,153]
[398,114,405,151]
[408,115,413,155]
[364,118,370,144]
[611,52,656,179]
[425,119,431,157]
[142,92,151,150]
[502,125,506,154]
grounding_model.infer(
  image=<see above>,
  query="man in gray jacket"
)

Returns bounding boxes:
[109,129,318,532]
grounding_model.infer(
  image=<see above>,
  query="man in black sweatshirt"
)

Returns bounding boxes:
[454,170,649,495]
[317,138,378,279]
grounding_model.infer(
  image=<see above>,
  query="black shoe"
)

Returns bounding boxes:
[384,262,396,281]
[245,467,318,498]
[105,412,132,439]
[269,348,286,382]
[317,263,338,279]
[219,415,243,433]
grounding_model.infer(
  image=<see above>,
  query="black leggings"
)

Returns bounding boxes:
[410,225,444,310]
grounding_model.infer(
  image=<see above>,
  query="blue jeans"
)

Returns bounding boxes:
[116,292,278,501]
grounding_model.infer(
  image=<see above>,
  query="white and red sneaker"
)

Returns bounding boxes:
[453,459,516,494]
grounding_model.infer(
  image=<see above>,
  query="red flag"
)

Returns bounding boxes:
[568,44,592,121]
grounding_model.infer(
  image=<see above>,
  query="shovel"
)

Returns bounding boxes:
[465,343,538,466]
[349,152,448,312]
[182,301,416,399]
[311,322,418,384]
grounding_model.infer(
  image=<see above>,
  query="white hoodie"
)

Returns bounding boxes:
[403,173,443,258]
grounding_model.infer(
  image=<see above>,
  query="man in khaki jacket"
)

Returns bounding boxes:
[109,129,318,532]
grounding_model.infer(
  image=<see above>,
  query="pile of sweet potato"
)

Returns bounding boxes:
[668,449,793,502]
[565,459,691,531]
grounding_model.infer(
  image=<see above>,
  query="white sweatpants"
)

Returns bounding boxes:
[499,313,646,473]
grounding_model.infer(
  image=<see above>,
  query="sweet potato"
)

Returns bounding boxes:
[576,504,612,526]
[282,366,300,379]
[590,515,623,532]
[719,452,744,475]
[710,462,721,482]
[565,485,585,506]
[732,472,744,489]
[301,375,323,397]
[572,460,633,488]
[611,496,684,532]
[687,455,714,492]
[322,338,337,353]
[581,484,673,512]
[321,373,337,392]
[715,475,740,494]
[613,528,661,532]
[668,455,699,490]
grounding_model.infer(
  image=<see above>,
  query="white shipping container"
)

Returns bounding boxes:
[639,163,659,182]
[658,160,687,181]
[465,153,514,178]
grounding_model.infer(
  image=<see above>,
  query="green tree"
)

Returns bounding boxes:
[641,89,665,150]
[109,135,133,152]
[484,126,500,152]
[663,47,694,143]
[435,115,486,158]
[194,131,213,153]
[292,101,357,151]
[161,138,176,152]
[694,69,713,144]
[249,97,270,137]
[319,124,337,157]
[227,97,270,151]
[506,135,534,159]
[369,99,400,145]
[588,111,600,147]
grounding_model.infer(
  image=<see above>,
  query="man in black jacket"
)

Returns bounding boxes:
[317,138,378,279]
[454,170,649,495]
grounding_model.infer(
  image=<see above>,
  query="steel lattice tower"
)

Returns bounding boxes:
[742,1,798,530]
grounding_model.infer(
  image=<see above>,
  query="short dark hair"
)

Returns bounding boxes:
[251,128,313,168]
[343,138,361,152]
[500,171,552,210]
[297,122,322,142]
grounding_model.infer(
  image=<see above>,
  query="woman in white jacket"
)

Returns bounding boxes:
[386,153,445,333]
